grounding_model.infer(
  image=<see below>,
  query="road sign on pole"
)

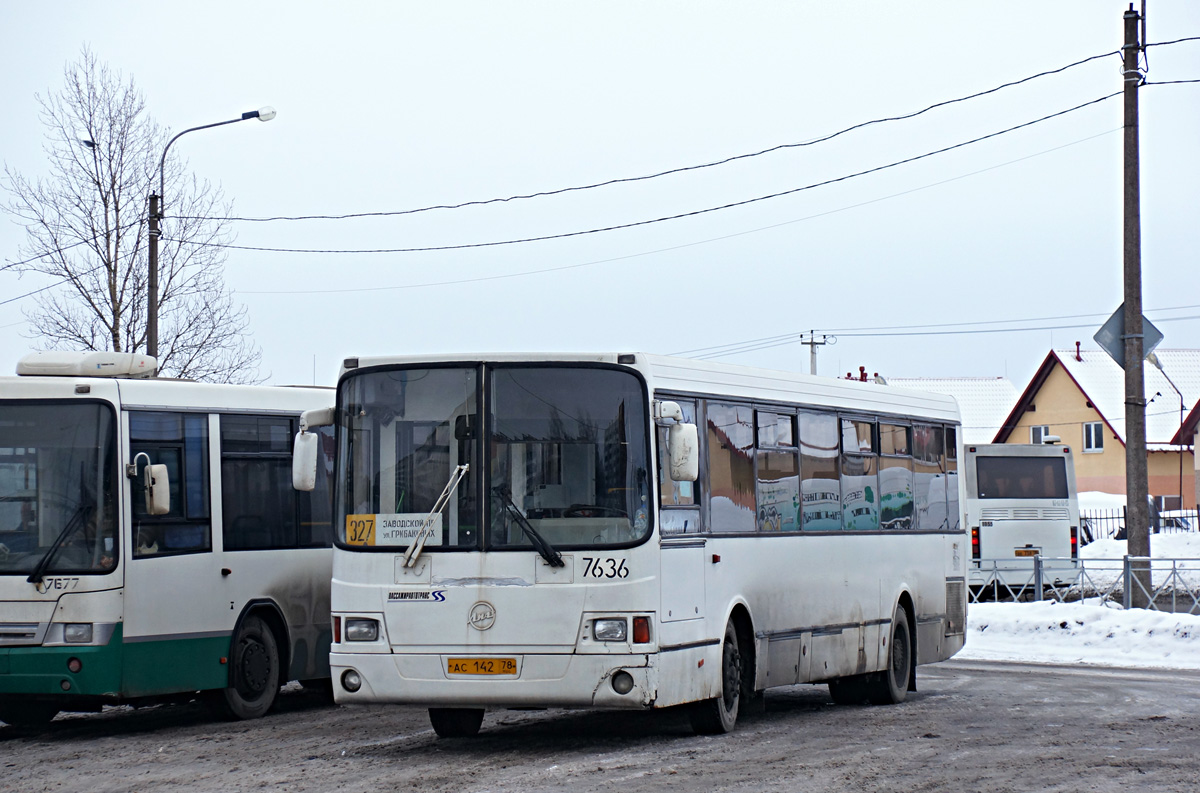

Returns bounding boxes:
[1093,302,1163,370]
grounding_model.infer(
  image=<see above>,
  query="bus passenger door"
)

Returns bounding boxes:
[121,411,230,697]
[660,536,706,623]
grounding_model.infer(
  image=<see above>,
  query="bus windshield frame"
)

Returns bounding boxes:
[0,400,119,577]
[335,362,652,553]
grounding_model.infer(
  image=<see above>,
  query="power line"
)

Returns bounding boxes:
[1143,35,1200,48]
[0,221,147,308]
[168,93,1121,257]
[685,313,1200,361]
[169,50,1121,226]
[240,128,1121,296]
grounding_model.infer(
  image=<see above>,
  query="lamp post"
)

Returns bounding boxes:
[1149,353,1186,510]
[147,106,276,362]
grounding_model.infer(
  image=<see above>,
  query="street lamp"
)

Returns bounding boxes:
[146,106,276,363]
[1148,352,1186,510]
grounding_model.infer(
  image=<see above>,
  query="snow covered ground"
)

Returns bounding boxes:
[959,531,1200,670]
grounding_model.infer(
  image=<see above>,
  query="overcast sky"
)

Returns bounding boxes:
[2,1,1199,394]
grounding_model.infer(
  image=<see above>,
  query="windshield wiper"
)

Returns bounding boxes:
[492,485,564,568]
[401,464,470,568]
[27,504,92,585]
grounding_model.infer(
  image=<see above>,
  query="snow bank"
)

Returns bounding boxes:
[959,600,1200,670]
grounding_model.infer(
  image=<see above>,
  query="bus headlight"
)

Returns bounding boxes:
[592,618,627,642]
[64,623,93,643]
[344,619,379,642]
[341,669,362,692]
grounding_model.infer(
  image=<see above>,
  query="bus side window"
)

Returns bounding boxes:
[755,411,799,532]
[912,424,946,530]
[658,399,700,534]
[130,412,211,556]
[945,426,960,531]
[221,414,303,550]
[879,423,913,531]
[840,417,879,531]
[799,411,841,531]
[705,402,755,533]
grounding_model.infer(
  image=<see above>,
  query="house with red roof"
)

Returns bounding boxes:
[993,345,1200,509]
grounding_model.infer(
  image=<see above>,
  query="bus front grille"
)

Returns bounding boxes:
[0,622,41,645]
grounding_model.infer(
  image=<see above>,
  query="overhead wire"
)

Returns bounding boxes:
[167,49,1121,225]
[684,313,1200,361]
[166,93,1122,256]
[0,219,148,308]
[239,128,1121,296]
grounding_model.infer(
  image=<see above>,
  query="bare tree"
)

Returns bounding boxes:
[2,47,262,383]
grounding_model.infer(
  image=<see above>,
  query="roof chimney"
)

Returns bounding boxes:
[1075,341,1082,362]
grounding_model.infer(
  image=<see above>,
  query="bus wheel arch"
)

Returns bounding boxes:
[210,601,289,720]
[867,596,914,705]
[689,604,754,735]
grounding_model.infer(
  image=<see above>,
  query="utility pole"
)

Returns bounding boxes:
[147,193,160,361]
[801,332,835,375]
[1122,4,1151,607]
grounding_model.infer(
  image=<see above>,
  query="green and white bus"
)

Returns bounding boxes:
[0,352,334,727]
[294,352,967,737]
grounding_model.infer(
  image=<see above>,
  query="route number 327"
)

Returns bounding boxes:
[582,557,629,579]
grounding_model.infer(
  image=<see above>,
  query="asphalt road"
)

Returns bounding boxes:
[4,660,1199,792]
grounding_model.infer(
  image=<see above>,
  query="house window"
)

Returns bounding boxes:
[1083,422,1104,453]
[1030,425,1052,444]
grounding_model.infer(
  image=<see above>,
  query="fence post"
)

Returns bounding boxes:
[1034,555,1043,601]
[1123,555,1132,610]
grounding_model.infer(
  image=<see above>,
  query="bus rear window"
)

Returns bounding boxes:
[975,457,1068,499]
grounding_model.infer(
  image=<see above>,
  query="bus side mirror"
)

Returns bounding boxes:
[144,464,170,516]
[668,423,699,482]
[293,431,319,492]
[293,407,334,492]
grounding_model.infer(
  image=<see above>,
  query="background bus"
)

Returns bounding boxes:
[964,442,1080,593]
[295,352,967,737]
[0,352,334,727]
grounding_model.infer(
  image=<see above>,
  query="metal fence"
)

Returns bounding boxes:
[968,556,1200,614]
[1080,508,1199,543]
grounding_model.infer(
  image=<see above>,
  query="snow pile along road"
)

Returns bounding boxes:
[959,600,1200,670]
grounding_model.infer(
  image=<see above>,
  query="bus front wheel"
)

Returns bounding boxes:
[212,615,281,720]
[689,619,742,734]
[429,707,484,738]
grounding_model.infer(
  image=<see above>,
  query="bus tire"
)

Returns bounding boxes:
[429,707,484,738]
[689,619,741,734]
[0,702,59,727]
[868,605,912,705]
[828,674,871,705]
[213,615,281,720]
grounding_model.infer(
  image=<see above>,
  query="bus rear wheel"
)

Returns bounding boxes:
[0,702,59,728]
[689,619,742,734]
[867,605,912,705]
[211,615,281,720]
[429,707,484,738]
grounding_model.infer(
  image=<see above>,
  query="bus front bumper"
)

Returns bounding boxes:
[0,641,123,699]
[331,650,656,709]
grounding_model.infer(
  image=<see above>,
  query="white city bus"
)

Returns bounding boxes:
[0,352,334,727]
[964,442,1079,592]
[294,353,966,737]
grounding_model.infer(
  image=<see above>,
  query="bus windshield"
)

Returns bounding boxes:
[337,364,650,550]
[0,402,118,576]
[975,456,1068,500]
